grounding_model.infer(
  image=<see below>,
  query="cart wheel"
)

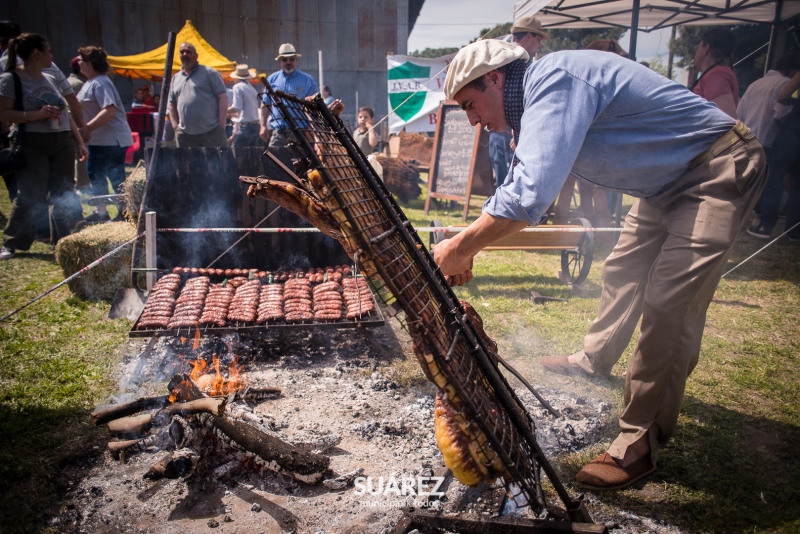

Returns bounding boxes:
[560,217,594,285]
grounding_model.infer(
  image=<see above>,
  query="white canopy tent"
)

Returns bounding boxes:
[514,0,800,62]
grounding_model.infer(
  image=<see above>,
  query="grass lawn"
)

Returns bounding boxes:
[1,176,799,533]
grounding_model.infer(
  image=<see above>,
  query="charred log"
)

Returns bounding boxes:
[167,373,206,402]
[91,395,170,426]
[107,397,227,436]
[240,387,282,401]
[211,416,330,484]
[143,449,198,480]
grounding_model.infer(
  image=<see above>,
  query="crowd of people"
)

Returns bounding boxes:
[0,25,377,260]
[1,14,797,494]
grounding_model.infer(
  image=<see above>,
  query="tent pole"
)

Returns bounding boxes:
[766,0,784,72]
[667,26,676,81]
[319,50,323,88]
[628,0,641,61]
[131,30,177,290]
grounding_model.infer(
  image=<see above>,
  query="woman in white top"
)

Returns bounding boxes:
[76,45,133,222]
[0,33,87,259]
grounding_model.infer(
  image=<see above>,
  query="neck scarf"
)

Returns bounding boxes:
[503,59,528,146]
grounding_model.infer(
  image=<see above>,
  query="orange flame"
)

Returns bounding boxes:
[182,354,248,397]
[189,358,207,381]
[225,356,247,395]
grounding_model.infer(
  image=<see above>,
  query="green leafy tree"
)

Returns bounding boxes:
[411,24,625,58]
[541,28,626,53]
[409,47,458,58]
[644,56,675,81]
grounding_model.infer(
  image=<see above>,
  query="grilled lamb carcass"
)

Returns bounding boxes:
[412,301,529,488]
[242,176,377,278]
[435,390,505,486]
[244,177,340,240]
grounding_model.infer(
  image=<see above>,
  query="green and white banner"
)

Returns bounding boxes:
[387,53,455,134]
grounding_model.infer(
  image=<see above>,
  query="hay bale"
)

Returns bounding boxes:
[376,156,421,202]
[54,222,137,300]
[120,161,147,225]
[398,131,433,166]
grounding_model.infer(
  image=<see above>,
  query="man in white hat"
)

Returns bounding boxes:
[227,64,261,147]
[433,40,766,490]
[168,42,228,147]
[489,17,549,189]
[259,43,319,149]
[510,15,549,59]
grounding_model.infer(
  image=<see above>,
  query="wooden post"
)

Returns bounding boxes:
[145,211,156,290]
[132,30,176,289]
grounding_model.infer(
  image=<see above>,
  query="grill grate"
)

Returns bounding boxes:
[260,87,587,518]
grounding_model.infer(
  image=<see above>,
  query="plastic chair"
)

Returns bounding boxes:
[125,132,140,165]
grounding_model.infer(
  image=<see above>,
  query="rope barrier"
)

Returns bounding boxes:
[722,221,800,279]
[0,233,145,323]
[206,206,281,269]
[156,226,624,233]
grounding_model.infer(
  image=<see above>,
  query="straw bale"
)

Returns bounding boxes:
[120,161,147,224]
[375,156,422,202]
[54,222,137,300]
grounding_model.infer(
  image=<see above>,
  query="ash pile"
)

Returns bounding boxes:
[47,325,647,533]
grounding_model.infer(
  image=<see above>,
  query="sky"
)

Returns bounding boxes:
[407,0,679,68]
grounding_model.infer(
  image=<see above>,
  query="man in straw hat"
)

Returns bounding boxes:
[168,42,228,148]
[510,15,549,59]
[259,43,319,150]
[432,40,766,490]
[489,16,549,189]
[227,64,261,147]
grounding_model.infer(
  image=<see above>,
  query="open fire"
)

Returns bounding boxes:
[171,354,248,400]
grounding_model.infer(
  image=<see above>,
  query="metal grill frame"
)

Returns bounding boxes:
[263,86,589,519]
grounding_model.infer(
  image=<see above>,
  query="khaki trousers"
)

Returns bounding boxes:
[574,133,767,466]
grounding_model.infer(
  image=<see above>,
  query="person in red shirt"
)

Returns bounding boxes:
[691,28,739,119]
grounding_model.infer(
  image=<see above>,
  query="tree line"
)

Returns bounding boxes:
[411,22,797,92]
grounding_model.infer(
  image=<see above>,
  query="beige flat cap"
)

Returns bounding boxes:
[443,40,529,100]
[510,15,549,39]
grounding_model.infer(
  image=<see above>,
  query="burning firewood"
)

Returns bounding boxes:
[211,416,330,484]
[107,397,227,436]
[168,373,206,402]
[91,395,171,426]
[108,432,170,462]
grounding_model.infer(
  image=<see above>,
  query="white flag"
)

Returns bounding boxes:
[387,53,455,134]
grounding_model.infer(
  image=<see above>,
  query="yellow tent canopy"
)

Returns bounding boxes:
[107,20,241,82]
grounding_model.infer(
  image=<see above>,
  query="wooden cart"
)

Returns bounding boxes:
[430,218,595,285]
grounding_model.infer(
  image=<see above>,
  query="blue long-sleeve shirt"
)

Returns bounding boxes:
[263,69,319,130]
[485,50,736,225]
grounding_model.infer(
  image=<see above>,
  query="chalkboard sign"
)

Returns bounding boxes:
[424,102,492,221]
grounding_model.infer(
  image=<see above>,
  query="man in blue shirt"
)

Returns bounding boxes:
[433,40,766,490]
[259,43,319,150]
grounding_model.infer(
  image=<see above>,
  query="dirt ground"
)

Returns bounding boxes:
[51,317,688,534]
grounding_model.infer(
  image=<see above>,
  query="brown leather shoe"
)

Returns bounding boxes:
[540,354,589,376]
[575,452,655,490]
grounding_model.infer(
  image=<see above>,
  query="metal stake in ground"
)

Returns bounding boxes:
[0,233,144,323]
